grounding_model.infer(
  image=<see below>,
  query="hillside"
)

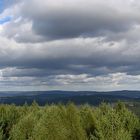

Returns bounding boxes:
[0,90,140,106]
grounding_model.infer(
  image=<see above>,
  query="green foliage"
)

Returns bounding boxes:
[0,102,139,140]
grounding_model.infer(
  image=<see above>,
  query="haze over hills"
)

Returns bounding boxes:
[0,90,140,106]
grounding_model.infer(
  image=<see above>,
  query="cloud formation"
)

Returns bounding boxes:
[0,0,140,90]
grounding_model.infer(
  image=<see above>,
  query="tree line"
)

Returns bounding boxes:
[0,101,140,140]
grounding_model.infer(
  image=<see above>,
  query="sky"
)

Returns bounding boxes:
[0,0,140,91]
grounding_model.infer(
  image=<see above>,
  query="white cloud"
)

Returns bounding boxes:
[0,0,140,90]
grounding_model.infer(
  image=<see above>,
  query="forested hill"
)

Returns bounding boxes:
[0,90,140,105]
[0,102,140,140]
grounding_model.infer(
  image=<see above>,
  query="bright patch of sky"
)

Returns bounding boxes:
[0,16,11,24]
[0,0,12,24]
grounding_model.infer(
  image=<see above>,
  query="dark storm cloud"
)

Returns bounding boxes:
[3,0,140,43]
[32,11,130,40]
[21,0,140,40]
[0,38,140,78]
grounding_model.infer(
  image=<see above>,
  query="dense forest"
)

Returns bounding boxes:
[0,102,140,140]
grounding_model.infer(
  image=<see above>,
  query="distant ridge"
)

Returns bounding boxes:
[0,90,140,106]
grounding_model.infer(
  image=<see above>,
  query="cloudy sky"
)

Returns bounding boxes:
[0,0,140,91]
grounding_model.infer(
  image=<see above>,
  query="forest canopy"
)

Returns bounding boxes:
[0,102,140,140]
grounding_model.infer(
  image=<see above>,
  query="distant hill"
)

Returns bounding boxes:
[0,90,140,106]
